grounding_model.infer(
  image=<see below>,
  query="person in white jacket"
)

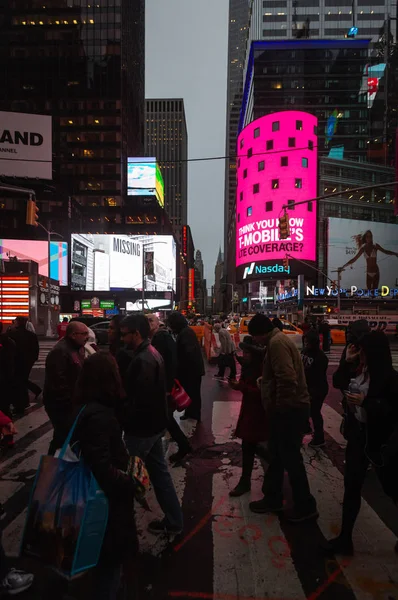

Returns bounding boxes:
[214,321,237,382]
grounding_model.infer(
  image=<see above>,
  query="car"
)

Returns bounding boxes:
[238,317,303,346]
[89,321,111,345]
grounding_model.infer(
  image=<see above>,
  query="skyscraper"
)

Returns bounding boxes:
[145,99,188,232]
[194,249,204,280]
[0,0,145,209]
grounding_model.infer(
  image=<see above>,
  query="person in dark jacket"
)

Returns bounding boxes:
[332,319,370,393]
[108,315,123,357]
[147,314,193,464]
[324,331,398,556]
[168,312,205,422]
[8,317,40,414]
[74,353,138,600]
[229,336,268,497]
[0,323,16,418]
[43,321,88,455]
[118,315,183,536]
[301,330,329,448]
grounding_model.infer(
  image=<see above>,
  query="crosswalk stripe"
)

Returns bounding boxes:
[32,341,56,369]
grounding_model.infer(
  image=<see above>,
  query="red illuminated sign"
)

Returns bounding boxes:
[0,276,30,324]
[188,268,195,306]
[182,226,188,256]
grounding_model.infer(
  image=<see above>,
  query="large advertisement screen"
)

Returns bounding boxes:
[328,218,398,291]
[71,234,176,292]
[0,239,68,285]
[127,158,164,207]
[236,111,317,280]
[0,111,52,179]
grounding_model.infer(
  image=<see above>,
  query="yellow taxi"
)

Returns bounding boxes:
[329,324,347,345]
[238,317,303,346]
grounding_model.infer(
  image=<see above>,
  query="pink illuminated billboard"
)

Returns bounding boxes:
[236,111,317,277]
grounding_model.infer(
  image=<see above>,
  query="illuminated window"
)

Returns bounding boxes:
[240,191,243,201]
[94,119,100,124]
[295,178,302,189]
[272,179,279,189]
[272,121,280,132]
[307,201,313,212]
[271,82,282,90]
[266,140,273,150]
[281,156,288,167]
[243,169,247,179]
[288,200,295,210]
[288,137,296,147]
[308,140,314,150]
[258,160,265,171]
[265,201,273,212]
[254,127,260,138]
[253,183,260,194]
[83,149,95,158]
[105,197,117,206]
[247,148,253,158]
[247,206,252,217]
[68,120,74,124]
[296,120,303,131]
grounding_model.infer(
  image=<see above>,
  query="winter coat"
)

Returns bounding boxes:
[151,328,177,394]
[218,328,235,355]
[118,339,168,437]
[75,402,138,565]
[43,337,85,415]
[301,347,329,399]
[235,361,268,443]
[260,328,310,412]
[8,327,39,376]
[175,326,205,384]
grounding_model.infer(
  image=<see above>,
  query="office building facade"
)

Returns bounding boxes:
[145,99,188,231]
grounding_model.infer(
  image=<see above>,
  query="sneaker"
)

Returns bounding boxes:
[229,480,251,497]
[169,447,192,464]
[249,498,284,514]
[321,535,354,556]
[308,438,326,448]
[285,508,319,523]
[1,568,34,595]
[148,519,182,536]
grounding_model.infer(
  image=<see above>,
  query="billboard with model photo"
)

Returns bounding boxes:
[328,218,398,290]
[71,234,176,292]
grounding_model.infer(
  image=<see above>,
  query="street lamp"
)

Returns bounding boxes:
[141,241,166,312]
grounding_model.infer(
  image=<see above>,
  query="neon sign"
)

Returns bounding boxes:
[306,286,398,298]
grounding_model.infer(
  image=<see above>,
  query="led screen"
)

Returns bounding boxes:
[127,157,164,207]
[236,111,317,276]
[71,234,176,292]
[0,239,68,285]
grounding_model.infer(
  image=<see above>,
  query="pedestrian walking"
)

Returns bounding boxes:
[0,323,16,421]
[214,321,237,382]
[271,318,284,332]
[118,315,183,536]
[147,314,193,464]
[324,331,398,556]
[229,336,268,497]
[301,330,329,448]
[8,316,40,415]
[73,353,138,600]
[57,317,69,340]
[108,315,123,357]
[317,317,331,353]
[248,314,318,523]
[168,312,205,422]
[43,321,88,455]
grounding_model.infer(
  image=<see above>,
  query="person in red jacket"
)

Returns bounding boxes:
[229,336,268,497]
[57,317,69,339]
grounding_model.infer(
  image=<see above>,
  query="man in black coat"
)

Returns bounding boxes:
[8,317,40,415]
[147,314,192,463]
[168,312,205,422]
[43,321,88,454]
[118,314,183,536]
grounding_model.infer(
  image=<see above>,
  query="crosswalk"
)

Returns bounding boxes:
[327,346,398,367]
[32,341,56,369]
[2,370,398,599]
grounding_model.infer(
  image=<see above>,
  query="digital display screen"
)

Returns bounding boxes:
[127,158,164,207]
[0,239,68,285]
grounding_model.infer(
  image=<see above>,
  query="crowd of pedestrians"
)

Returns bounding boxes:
[1,311,398,597]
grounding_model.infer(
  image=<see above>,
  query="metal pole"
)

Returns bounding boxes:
[46,226,52,337]
[141,246,145,312]
[337,268,342,312]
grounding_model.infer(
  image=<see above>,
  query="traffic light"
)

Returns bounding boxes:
[278,213,290,239]
[26,199,39,226]
[283,256,289,270]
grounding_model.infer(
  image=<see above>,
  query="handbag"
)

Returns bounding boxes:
[21,407,109,579]
[170,379,192,412]
[127,456,150,510]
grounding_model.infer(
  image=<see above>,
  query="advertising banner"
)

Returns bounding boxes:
[0,111,52,179]
[127,158,164,207]
[71,234,176,292]
[328,218,398,291]
[0,239,68,286]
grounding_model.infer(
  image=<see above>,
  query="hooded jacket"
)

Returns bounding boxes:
[169,313,205,382]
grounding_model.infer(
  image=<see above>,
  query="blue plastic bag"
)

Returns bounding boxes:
[21,407,109,578]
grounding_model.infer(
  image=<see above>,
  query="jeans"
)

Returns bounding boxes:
[167,414,191,453]
[310,394,327,441]
[45,407,71,456]
[262,407,317,513]
[92,563,121,600]
[125,433,183,530]
[217,353,237,379]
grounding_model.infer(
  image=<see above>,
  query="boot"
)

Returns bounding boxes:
[229,478,251,497]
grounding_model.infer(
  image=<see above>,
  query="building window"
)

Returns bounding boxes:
[243,169,248,179]
[308,140,314,150]
[272,121,280,132]
[302,157,308,168]
[288,200,295,210]
[296,120,303,131]
[281,156,288,167]
[253,183,260,194]
[240,138,244,149]
[288,137,296,147]
[272,179,279,189]
[248,148,253,158]
[307,201,313,212]
[254,127,260,138]
[247,206,252,217]
[240,191,243,201]
[314,125,318,135]
[266,140,274,150]
[258,160,265,171]
[295,178,302,189]
[265,201,273,212]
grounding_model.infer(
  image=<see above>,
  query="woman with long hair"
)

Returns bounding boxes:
[324,331,398,556]
[74,353,137,600]
[339,229,398,290]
